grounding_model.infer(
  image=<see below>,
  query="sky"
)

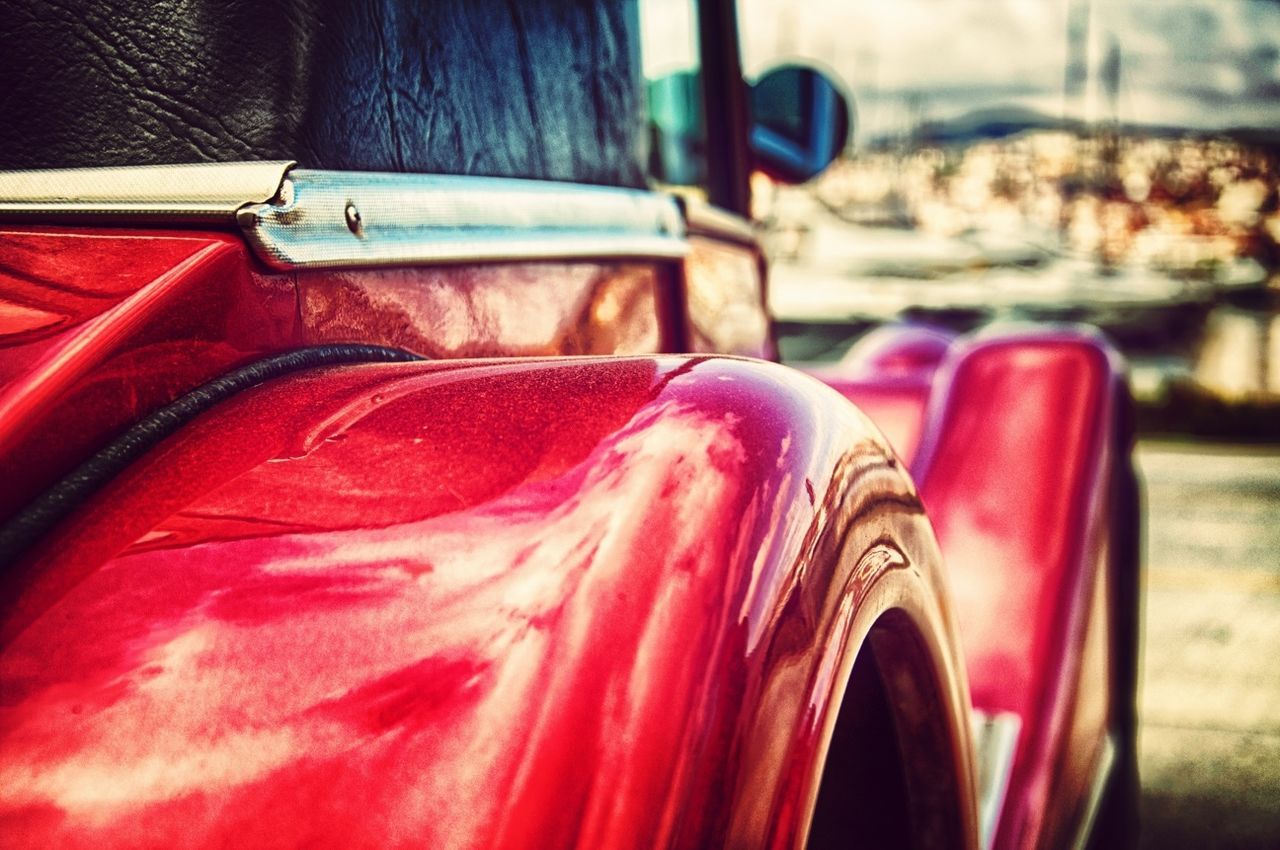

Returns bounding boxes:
[734,0,1280,141]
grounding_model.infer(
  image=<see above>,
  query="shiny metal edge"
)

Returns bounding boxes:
[0,161,294,222]
[1069,733,1117,850]
[971,710,1022,850]
[237,170,688,269]
[680,196,758,245]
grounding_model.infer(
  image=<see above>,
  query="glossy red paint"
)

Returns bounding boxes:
[806,326,1124,848]
[0,221,1127,848]
[294,262,673,357]
[804,375,932,467]
[0,355,980,849]
[0,227,674,519]
[0,227,297,518]
[836,323,956,379]
[1041,550,1113,849]
[909,330,1121,850]
[801,324,956,466]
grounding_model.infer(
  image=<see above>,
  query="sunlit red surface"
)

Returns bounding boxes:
[0,225,1128,849]
[0,227,673,518]
[817,325,1128,850]
[0,355,975,848]
[912,332,1124,850]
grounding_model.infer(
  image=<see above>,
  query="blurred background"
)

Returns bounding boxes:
[735,1,1280,847]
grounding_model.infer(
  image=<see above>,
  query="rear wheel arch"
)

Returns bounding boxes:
[3,354,980,849]
[799,564,982,850]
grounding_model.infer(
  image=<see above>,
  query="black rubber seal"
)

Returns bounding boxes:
[0,344,424,566]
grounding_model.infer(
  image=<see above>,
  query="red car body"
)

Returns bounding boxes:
[0,2,1138,848]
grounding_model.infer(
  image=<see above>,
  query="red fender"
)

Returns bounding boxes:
[912,329,1128,850]
[800,324,956,466]
[0,355,980,849]
[811,325,1134,850]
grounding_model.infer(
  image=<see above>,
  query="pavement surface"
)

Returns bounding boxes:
[1136,440,1280,849]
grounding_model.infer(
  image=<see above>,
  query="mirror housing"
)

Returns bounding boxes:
[749,64,853,184]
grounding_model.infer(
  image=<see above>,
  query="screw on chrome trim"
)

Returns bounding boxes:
[344,202,363,235]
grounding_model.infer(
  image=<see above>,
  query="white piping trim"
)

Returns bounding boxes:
[0,161,293,221]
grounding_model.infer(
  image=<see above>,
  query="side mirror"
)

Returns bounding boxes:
[749,64,853,184]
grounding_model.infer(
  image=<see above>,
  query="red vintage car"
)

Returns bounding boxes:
[0,1,1138,848]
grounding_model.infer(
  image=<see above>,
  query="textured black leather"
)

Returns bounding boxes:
[0,0,646,187]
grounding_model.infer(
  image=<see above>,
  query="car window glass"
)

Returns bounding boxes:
[638,0,709,194]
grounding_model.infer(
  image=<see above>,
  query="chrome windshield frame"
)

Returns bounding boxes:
[238,169,687,269]
[0,162,689,269]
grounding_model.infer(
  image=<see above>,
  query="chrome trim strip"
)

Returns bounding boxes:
[1070,733,1117,850]
[971,710,1021,850]
[237,170,688,269]
[0,162,293,222]
[681,197,758,245]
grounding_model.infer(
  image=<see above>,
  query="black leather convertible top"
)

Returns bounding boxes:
[0,0,646,187]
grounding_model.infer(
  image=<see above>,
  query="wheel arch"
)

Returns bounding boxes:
[2,353,978,850]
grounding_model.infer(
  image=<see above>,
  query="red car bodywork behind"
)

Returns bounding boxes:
[0,224,1133,849]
